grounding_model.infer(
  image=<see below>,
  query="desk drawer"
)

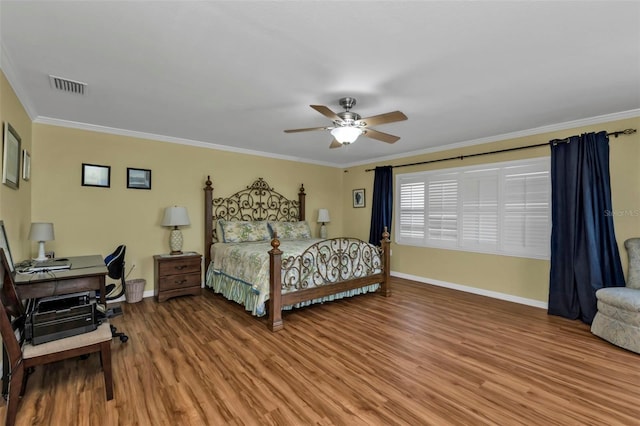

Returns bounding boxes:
[158,272,201,291]
[16,276,103,301]
[157,257,200,276]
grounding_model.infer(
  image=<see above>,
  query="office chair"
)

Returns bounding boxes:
[99,245,129,343]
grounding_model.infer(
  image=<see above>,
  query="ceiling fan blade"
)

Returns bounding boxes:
[363,128,400,144]
[284,126,330,133]
[329,139,343,149]
[310,105,341,121]
[359,111,407,127]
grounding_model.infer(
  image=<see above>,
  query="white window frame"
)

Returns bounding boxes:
[395,157,551,260]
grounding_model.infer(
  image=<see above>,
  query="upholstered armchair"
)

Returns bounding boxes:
[591,238,640,353]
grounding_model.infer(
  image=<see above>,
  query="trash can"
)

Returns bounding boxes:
[125,278,145,303]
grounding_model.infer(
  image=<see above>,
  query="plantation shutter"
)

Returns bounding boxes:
[502,164,550,257]
[427,175,458,243]
[398,178,425,242]
[461,169,498,248]
[395,157,550,259]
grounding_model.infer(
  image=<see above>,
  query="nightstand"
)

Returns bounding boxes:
[153,252,202,302]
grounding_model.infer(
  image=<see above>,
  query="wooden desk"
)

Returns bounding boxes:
[14,255,108,304]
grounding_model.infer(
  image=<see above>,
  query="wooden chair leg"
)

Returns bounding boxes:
[19,366,34,397]
[100,342,113,400]
[2,347,8,400]
[6,363,24,426]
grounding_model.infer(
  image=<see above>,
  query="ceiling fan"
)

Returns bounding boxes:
[284,97,408,149]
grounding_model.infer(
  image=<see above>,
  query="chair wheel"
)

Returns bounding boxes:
[120,335,128,343]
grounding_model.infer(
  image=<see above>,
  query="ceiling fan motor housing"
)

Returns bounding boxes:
[339,97,357,111]
[336,111,362,127]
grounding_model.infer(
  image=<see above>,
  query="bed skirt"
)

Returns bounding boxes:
[205,262,380,317]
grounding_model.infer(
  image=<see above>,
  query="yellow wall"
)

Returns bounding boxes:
[343,116,640,303]
[0,71,32,261]
[31,123,343,293]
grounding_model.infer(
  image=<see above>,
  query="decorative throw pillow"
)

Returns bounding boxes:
[213,219,224,243]
[220,220,271,243]
[268,221,312,240]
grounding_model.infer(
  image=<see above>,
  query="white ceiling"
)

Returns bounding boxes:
[1,1,639,167]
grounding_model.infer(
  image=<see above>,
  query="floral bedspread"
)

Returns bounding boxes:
[209,239,323,313]
[207,238,382,316]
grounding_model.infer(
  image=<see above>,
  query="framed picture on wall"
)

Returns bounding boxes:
[353,188,365,208]
[22,150,31,181]
[82,163,111,188]
[2,123,21,190]
[127,168,151,190]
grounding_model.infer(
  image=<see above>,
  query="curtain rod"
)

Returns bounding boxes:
[365,128,637,172]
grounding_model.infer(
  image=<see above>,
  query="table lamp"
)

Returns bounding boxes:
[29,222,54,262]
[161,206,190,254]
[317,208,330,239]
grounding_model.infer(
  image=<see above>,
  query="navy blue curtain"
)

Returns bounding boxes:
[548,131,625,324]
[369,166,393,246]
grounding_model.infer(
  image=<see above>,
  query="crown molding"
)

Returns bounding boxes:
[342,109,640,169]
[31,109,640,170]
[33,116,340,168]
[0,41,38,120]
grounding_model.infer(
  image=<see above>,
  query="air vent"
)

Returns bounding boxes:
[49,75,88,95]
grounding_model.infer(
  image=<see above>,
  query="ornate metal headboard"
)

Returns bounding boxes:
[203,176,306,266]
[213,178,302,223]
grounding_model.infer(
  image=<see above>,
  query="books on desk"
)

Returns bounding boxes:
[24,259,72,273]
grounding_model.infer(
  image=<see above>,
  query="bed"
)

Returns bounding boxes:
[203,176,391,331]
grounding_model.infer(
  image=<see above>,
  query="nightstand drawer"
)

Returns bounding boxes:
[157,258,200,276]
[158,271,201,291]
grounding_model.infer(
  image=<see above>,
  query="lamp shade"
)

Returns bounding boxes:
[317,209,330,223]
[161,206,190,227]
[29,222,54,262]
[330,126,362,144]
[28,223,54,242]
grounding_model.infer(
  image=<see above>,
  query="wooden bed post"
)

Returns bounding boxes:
[204,176,214,268]
[268,234,284,331]
[298,184,306,221]
[380,227,392,297]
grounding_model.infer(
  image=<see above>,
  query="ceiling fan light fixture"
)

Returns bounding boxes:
[331,126,362,144]
[284,97,406,148]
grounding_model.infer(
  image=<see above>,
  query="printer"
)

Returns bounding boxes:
[25,291,97,345]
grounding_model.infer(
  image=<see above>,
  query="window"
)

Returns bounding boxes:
[395,157,550,259]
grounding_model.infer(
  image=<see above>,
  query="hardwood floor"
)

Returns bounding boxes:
[2,278,639,425]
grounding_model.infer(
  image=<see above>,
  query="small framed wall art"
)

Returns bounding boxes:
[127,167,151,190]
[82,163,111,188]
[353,188,365,208]
[22,150,31,181]
[2,123,21,190]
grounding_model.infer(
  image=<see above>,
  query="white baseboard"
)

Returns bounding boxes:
[391,271,548,310]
